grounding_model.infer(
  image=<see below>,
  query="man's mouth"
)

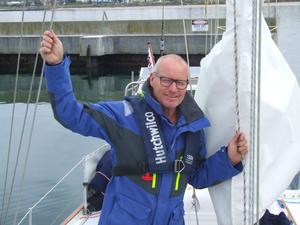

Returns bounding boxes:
[164,93,178,99]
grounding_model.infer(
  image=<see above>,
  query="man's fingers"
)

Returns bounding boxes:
[42,34,54,44]
[43,30,52,36]
[40,41,52,55]
[40,46,52,54]
[237,133,247,148]
[237,140,247,147]
[39,30,63,65]
[238,146,248,154]
[39,48,50,59]
[237,132,248,156]
[40,40,52,49]
[238,145,248,155]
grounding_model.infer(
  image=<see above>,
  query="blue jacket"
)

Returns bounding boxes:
[45,56,242,225]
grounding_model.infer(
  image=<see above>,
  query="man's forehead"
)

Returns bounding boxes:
[159,62,188,76]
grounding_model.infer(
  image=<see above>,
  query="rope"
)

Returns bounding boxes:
[0,3,57,225]
[160,0,165,56]
[0,7,26,225]
[191,188,200,225]
[49,189,82,225]
[11,9,49,225]
[275,0,278,30]
[180,0,190,66]
[17,145,105,225]
[233,2,249,225]
[12,4,58,225]
[17,157,85,225]
[204,0,208,55]
[250,0,258,222]
[214,0,220,46]
[233,0,240,132]
[250,0,263,224]
[256,0,263,223]
[209,0,212,51]
[179,1,200,224]
[180,0,193,93]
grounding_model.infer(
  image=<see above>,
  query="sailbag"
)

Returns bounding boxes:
[194,0,300,225]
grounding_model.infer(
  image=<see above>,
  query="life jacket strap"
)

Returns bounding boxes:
[112,161,148,176]
[112,157,203,176]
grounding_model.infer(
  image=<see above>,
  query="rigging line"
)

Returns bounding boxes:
[12,4,58,225]
[274,0,278,32]
[204,0,208,55]
[209,0,213,53]
[180,0,190,66]
[180,0,192,92]
[233,1,248,225]
[0,7,26,225]
[12,9,48,225]
[250,0,259,223]
[267,0,271,18]
[160,0,165,56]
[17,157,85,225]
[49,188,82,225]
[249,1,256,223]
[233,0,240,132]
[180,1,200,223]
[213,0,219,45]
[256,0,263,224]
[191,187,200,225]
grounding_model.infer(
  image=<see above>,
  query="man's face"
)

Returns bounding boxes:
[150,58,188,111]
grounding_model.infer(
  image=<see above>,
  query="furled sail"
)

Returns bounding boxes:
[194,0,300,224]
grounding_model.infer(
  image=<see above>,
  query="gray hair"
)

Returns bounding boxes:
[151,54,188,74]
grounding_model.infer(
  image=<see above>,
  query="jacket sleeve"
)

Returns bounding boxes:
[45,56,115,144]
[188,146,243,189]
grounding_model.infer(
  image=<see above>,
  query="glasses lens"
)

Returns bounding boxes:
[176,80,188,89]
[160,77,173,87]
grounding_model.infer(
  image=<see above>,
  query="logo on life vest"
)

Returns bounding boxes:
[185,154,194,165]
[145,112,167,165]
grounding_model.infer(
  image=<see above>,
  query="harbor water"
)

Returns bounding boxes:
[0,73,132,224]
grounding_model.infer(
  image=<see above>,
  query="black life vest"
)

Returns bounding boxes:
[112,95,204,176]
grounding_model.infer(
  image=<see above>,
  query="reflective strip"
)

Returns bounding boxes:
[175,156,183,191]
[138,91,145,98]
[152,173,157,189]
[123,100,134,117]
[175,173,181,191]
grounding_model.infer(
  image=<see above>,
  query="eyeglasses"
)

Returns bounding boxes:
[153,72,189,90]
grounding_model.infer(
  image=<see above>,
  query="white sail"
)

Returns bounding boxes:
[194,0,300,225]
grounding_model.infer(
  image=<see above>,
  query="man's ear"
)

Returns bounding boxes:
[149,74,155,87]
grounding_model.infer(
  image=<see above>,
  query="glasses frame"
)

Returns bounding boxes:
[153,72,189,90]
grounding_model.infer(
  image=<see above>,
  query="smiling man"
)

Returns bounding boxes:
[40,30,248,225]
[149,55,188,124]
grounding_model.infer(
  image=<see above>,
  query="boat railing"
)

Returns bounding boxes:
[17,144,111,225]
[124,80,145,96]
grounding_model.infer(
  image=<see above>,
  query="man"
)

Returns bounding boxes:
[40,30,248,225]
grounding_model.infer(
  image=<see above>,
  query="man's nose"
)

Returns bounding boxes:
[168,81,178,92]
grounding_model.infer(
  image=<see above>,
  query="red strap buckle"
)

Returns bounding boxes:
[141,172,153,181]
